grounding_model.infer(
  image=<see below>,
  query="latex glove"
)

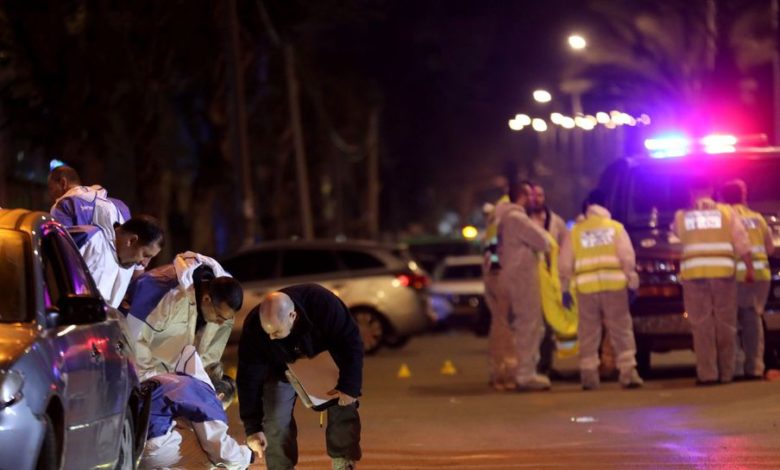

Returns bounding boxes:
[246,432,266,461]
[327,389,357,406]
[562,291,574,310]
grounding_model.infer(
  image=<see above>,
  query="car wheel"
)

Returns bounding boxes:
[384,334,409,349]
[114,408,135,470]
[351,308,384,354]
[36,415,58,470]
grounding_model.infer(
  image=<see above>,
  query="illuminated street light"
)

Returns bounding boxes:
[561,117,575,129]
[516,113,532,126]
[533,89,552,103]
[461,225,479,240]
[532,118,548,132]
[550,112,564,124]
[568,34,587,51]
[508,119,523,131]
[595,112,610,124]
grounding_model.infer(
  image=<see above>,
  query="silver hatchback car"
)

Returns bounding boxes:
[0,209,148,469]
[221,240,434,353]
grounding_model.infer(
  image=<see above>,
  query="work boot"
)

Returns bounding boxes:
[581,368,600,390]
[619,368,643,389]
[332,457,357,470]
[515,374,551,392]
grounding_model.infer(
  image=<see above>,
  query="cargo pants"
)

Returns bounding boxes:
[577,289,637,373]
[735,281,770,377]
[484,269,517,388]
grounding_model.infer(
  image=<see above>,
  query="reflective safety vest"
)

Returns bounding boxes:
[571,216,627,294]
[675,206,735,280]
[733,204,771,282]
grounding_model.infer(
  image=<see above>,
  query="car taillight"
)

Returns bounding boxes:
[395,273,429,289]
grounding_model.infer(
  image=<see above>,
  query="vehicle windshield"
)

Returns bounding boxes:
[0,230,28,323]
[626,156,780,228]
[437,263,482,281]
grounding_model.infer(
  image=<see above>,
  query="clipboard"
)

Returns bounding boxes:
[285,351,340,411]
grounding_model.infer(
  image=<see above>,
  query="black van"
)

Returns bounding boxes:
[596,135,780,372]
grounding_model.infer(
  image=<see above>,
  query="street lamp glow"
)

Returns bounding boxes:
[550,112,564,124]
[568,34,587,50]
[533,90,552,103]
[532,118,548,132]
[461,225,479,240]
[516,114,532,126]
[596,112,610,124]
[508,119,523,131]
[561,117,575,129]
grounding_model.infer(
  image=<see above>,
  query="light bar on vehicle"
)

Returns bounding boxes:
[644,133,767,159]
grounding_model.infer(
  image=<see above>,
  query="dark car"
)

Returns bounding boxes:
[597,135,780,372]
[0,209,148,469]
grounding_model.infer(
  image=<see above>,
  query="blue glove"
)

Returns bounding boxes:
[562,291,574,309]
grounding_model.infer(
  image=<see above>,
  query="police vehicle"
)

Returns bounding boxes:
[597,133,780,373]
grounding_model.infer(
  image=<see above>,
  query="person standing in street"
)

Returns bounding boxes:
[530,183,569,376]
[481,195,515,391]
[672,178,753,385]
[495,180,551,391]
[48,165,132,237]
[560,190,643,390]
[237,284,363,470]
[720,179,774,379]
[70,215,164,308]
[128,251,242,380]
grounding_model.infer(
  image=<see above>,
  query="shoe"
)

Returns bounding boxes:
[332,457,357,470]
[581,369,600,390]
[619,368,643,389]
[695,379,719,387]
[516,374,551,392]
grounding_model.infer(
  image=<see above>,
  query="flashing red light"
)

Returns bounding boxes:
[644,133,767,159]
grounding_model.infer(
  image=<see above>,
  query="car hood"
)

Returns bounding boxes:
[0,324,37,369]
[628,227,683,259]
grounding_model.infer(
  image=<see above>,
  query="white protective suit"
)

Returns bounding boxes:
[129,252,235,380]
[140,345,252,469]
[70,225,135,308]
[495,201,551,386]
[51,185,131,238]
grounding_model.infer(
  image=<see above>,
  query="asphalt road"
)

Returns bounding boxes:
[178,331,780,469]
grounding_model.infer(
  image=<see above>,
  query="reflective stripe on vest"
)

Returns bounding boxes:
[571,217,627,294]
[676,208,735,280]
[733,205,771,282]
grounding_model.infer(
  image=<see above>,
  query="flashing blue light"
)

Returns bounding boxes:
[49,159,66,171]
[644,135,691,159]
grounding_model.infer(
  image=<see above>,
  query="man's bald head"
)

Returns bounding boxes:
[259,292,297,339]
[47,165,81,202]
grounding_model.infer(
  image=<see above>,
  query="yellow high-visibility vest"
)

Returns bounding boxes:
[675,205,735,280]
[733,204,771,282]
[571,216,627,294]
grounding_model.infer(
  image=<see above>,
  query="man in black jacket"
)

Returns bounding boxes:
[237,283,363,470]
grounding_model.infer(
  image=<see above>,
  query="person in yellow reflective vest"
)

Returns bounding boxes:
[672,178,753,385]
[496,180,551,391]
[530,183,570,375]
[482,195,514,391]
[720,179,774,379]
[560,190,643,390]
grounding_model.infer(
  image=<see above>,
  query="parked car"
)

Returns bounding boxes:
[0,209,148,469]
[429,255,490,335]
[220,240,434,354]
[596,133,780,372]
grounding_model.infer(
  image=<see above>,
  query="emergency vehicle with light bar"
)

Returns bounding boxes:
[596,133,780,372]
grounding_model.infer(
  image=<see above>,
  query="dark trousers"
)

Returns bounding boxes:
[263,381,362,470]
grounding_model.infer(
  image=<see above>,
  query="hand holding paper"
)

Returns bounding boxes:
[327,389,357,406]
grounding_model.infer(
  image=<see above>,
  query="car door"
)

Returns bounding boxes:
[40,228,105,468]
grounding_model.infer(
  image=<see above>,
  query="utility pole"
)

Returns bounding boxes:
[226,0,255,247]
[285,44,314,239]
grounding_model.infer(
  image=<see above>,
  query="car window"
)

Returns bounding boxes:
[441,264,483,280]
[281,249,341,277]
[222,250,279,282]
[339,250,386,270]
[0,230,28,322]
[43,230,96,297]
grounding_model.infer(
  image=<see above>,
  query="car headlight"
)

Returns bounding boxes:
[636,259,678,274]
[0,370,24,409]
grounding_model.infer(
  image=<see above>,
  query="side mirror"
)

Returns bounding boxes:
[57,294,107,325]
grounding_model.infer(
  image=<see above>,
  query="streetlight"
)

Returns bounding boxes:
[568,34,587,51]
[533,89,552,103]
[532,118,548,132]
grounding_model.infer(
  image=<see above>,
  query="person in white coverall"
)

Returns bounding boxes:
[139,345,253,469]
[720,179,774,379]
[560,190,643,390]
[496,180,551,391]
[672,178,753,385]
[69,216,164,308]
[127,252,243,379]
[48,165,132,238]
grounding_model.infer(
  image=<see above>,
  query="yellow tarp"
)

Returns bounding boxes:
[538,234,578,358]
